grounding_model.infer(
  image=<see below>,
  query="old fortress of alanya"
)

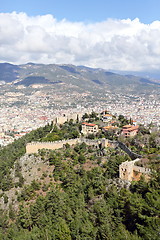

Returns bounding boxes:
[26,137,151,182]
[119,159,151,181]
[26,138,109,154]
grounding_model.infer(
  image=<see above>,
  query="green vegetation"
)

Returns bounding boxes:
[120,128,160,168]
[0,123,52,191]
[0,144,159,239]
[82,111,100,122]
[42,121,80,142]
[0,118,159,239]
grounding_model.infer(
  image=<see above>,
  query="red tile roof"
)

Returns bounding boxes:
[123,125,139,130]
[123,125,132,128]
[82,122,96,127]
[103,114,112,117]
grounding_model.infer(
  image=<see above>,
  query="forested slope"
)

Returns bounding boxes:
[0,121,159,240]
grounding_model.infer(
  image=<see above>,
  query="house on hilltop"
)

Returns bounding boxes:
[121,125,139,137]
[102,114,113,123]
[81,122,99,135]
[102,125,119,135]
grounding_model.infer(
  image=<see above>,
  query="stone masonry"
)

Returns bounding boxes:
[26,138,109,154]
[119,158,151,181]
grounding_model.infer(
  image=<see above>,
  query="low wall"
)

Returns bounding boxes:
[26,138,109,154]
[133,165,151,174]
[26,139,80,154]
[117,141,142,160]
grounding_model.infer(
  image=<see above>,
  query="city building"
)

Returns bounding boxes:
[121,125,139,137]
[81,122,99,135]
[102,114,113,123]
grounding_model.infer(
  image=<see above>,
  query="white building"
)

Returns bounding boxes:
[81,122,99,135]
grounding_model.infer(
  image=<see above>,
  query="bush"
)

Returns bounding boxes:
[78,154,86,164]
[3,194,8,204]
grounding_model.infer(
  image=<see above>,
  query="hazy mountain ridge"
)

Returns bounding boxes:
[0,63,20,82]
[0,62,160,94]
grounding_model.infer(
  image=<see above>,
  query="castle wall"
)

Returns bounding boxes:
[132,165,151,181]
[56,116,68,125]
[53,113,83,125]
[119,160,137,181]
[26,138,109,154]
[119,159,151,181]
[26,139,81,153]
[118,141,142,160]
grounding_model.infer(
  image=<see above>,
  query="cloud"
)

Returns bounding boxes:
[0,12,160,71]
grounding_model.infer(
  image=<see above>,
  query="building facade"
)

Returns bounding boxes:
[101,114,113,123]
[81,122,99,135]
[121,125,139,137]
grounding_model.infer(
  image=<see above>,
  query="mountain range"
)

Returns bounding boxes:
[0,62,160,94]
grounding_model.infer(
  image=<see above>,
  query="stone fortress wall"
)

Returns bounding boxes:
[119,158,151,181]
[117,141,142,160]
[52,113,84,125]
[26,138,151,182]
[26,138,109,154]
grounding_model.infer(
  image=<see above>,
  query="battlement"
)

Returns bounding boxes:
[26,139,81,146]
[26,138,109,154]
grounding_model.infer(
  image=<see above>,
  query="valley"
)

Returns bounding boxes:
[0,63,159,146]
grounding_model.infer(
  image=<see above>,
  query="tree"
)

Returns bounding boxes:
[78,154,86,164]
[53,217,71,240]
[18,206,33,231]
[82,113,89,120]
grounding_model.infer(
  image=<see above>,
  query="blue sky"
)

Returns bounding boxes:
[1,0,160,24]
[1,0,160,71]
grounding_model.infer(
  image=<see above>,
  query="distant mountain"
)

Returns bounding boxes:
[112,70,160,83]
[0,62,159,94]
[0,63,20,82]
[15,76,62,86]
[139,78,160,85]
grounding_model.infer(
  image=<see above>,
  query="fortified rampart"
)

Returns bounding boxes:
[104,141,142,160]
[117,141,142,160]
[26,138,109,154]
[52,113,83,125]
[119,158,151,181]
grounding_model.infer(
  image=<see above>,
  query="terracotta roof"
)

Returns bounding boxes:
[82,122,96,127]
[39,116,48,120]
[122,126,139,133]
[104,114,112,117]
[123,125,132,128]
[103,125,118,130]
[130,125,139,130]
[111,121,116,123]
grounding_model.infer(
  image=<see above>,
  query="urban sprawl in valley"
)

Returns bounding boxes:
[0,80,159,146]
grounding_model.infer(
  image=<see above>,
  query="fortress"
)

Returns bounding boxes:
[26,138,109,154]
[26,138,150,182]
[119,158,151,181]
[52,113,83,125]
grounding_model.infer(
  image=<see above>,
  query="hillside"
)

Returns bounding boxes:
[0,116,159,239]
[0,62,160,94]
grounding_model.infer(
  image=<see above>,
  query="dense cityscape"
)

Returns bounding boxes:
[0,81,159,145]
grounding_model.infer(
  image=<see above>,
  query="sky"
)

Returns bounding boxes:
[1,0,160,71]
